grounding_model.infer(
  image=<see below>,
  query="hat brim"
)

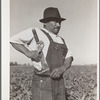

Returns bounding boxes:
[39,17,66,23]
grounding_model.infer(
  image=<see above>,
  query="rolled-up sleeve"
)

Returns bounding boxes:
[65,41,73,59]
[10,28,34,44]
[66,48,73,58]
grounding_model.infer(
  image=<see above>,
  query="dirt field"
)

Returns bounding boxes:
[10,65,97,100]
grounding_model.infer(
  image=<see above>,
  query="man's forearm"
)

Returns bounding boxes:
[62,56,73,71]
[10,42,30,57]
[10,42,43,62]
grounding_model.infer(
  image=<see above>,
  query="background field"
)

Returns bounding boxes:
[10,64,97,100]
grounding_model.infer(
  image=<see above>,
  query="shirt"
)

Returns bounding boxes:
[10,27,73,70]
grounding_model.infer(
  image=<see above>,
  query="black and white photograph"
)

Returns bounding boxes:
[2,0,99,100]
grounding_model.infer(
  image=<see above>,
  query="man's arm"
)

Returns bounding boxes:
[62,56,73,71]
[10,42,43,62]
[50,56,73,78]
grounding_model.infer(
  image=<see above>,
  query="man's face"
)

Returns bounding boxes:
[45,21,61,35]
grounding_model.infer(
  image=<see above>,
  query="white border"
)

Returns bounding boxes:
[1,0,10,99]
[97,0,99,100]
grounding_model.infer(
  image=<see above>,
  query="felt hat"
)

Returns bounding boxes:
[39,7,66,23]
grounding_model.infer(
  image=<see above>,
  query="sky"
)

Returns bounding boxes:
[10,0,98,65]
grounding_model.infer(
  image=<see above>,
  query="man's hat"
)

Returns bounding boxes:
[39,7,66,23]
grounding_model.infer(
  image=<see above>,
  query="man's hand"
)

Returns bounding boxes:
[26,50,43,62]
[50,66,65,79]
[50,57,73,79]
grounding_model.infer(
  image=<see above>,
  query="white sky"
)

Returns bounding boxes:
[10,0,98,65]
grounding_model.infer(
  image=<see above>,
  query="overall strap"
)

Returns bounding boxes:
[32,29,39,43]
[40,29,53,42]
[60,37,66,45]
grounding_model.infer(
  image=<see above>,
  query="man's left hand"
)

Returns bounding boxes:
[50,66,65,79]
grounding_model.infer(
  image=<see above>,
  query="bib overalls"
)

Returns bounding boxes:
[32,30,68,100]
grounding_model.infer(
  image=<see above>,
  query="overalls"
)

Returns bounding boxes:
[32,29,68,100]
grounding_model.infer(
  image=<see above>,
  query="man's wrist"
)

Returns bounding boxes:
[61,65,67,73]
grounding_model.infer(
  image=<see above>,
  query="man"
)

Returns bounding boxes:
[10,7,73,100]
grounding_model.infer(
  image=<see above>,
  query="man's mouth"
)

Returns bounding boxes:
[54,28,60,30]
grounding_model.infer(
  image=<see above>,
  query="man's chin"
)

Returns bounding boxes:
[54,32,59,35]
[54,29,59,34]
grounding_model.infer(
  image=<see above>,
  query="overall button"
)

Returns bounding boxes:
[40,80,43,82]
[55,45,58,49]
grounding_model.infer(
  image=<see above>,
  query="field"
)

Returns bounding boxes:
[10,65,97,100]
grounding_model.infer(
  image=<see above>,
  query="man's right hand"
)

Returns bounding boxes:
[26,50,43,62]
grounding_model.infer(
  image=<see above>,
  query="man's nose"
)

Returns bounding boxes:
[56,22,60,27]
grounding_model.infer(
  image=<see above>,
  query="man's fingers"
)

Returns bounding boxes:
[50,69,61,78]
[31,51,42,62]
[50,69,56,77]
[50,67,65,78]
